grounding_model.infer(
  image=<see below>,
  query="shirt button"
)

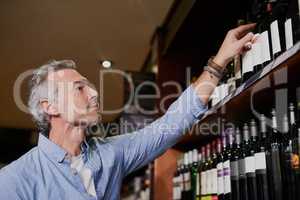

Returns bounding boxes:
[71,169,77,175]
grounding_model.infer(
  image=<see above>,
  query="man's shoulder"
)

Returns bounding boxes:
[0,147,39,178]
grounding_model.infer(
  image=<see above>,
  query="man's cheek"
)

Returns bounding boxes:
[73,100,89,115]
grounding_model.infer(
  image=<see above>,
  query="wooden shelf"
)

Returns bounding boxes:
[176,41,300,147]
[148,1,300,199]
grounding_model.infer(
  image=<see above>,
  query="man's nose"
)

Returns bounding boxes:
[87,86,98,99]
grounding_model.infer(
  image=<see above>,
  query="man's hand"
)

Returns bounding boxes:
[213,23,256,68]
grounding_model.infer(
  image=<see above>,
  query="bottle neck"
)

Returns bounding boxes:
[243,124,250,143]
[289,104,296,125]
[282,114,290,135]
[250,120,258,141]
[217,141,222,154]
[222,135,227,150]
[272,110,278,131]
[206,146,211,161]
[260,114,267,138]
[201,148,206,163]
[228,135,234,148]
[236,134,242,149]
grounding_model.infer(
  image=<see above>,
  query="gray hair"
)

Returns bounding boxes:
[28,60,76,135]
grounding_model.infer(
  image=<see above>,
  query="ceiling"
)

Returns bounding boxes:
[0,0,174,129]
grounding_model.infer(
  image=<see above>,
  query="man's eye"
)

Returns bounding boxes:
[76,86,84,91]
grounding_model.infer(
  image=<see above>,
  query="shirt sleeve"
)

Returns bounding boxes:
[106,85,207,176]
[0,168,23,200]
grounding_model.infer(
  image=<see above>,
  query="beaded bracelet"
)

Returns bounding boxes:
[207,56,227,77]
[204,65,222,79]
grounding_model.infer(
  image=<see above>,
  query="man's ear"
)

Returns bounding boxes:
[40,99,60,116]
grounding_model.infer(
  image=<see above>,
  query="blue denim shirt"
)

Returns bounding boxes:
[0,86,207,200]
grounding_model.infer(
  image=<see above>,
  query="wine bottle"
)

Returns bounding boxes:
[236,126,248,200]
[281,113,294,200]
[183,152,192,200]
[205,144,213,200]
[216,138,225,200]
[191,149,199,200]
[188,151,194,199]
[241,46,255,83]
[230,128,240,200]
[224,128,233,200]
[211,141,218,200]
[255,115,270,200]
[261,0,274,64]
[227,61,237,94]
[288,103,300,200]
[294,128,300,200]
[284,0,300,49]
[270,109,283,200]
[243,123,258,200]
[269,0,287,58]
[201,147,207,200]
[233,19,244,87]
[192,150,199,200]
[251,21,264,73]
[179,155,185,200]
[173,158,181,200]
[196,153,202,200]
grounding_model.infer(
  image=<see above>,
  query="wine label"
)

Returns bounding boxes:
[238,158,246,176]
[270,20,282,55]
[260,31,271,63]
[285,18,294,50]
[201,171,207,195]
[179,174,184,191]
[211,168,218,194]
[184,172,191,191]
[245,156,255,173]
[206,169,212,194]
[221,83,229,100]
[242,48,254,74]
[217,163,224,195]
[255,152,267,170]
[178,177,182,200]
[173,176,181,200]
[230,161,239,179]
[212,196,218,200]
[234,55,242,79]
[252,40,263,66]
[227,77,236,94]
[223,160,231,194]
[212,86,221,106]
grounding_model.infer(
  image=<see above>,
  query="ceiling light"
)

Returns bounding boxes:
[101,60,112,68]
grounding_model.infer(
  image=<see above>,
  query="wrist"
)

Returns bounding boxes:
[213,54,230,68]
[207,56,228,79]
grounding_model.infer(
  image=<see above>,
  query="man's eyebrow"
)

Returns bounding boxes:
[73,79,95,88]
[73,79,88,85]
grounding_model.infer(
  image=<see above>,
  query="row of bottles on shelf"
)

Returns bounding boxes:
[208,0,300,107]
[173,102,300,200]
[122,166,151,200]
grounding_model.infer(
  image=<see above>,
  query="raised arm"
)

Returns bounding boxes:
[105,24,256,176]
[192,23,256,104]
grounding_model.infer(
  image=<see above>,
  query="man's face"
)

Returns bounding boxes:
[47,69,100,126]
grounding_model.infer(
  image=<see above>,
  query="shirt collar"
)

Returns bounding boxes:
[38,133,91,163]
[38,134,68,163]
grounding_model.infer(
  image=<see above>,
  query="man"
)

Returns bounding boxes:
[0,24,255,199]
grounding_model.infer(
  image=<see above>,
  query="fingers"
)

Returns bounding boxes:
[251,33,260,43]
[233,23,256,39]
[239,32,255,47]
